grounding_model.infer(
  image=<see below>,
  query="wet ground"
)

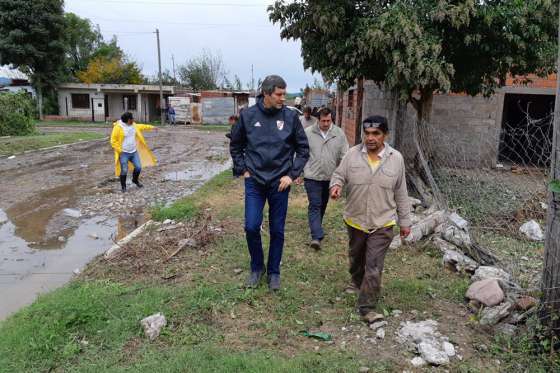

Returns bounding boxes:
[0,126,230,319]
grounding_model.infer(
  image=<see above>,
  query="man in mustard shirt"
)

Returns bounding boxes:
[330,115,412,323]
[110,112,157,192]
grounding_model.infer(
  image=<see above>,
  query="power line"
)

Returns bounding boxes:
[89,16,271,27]
[75,0,268,6]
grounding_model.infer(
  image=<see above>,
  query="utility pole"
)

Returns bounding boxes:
[251,64,255,93]
[156,28,165,125]
[540,0,560,339]
[172,54,176,83]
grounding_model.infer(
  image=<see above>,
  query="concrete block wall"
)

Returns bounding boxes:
[58,90,104,120]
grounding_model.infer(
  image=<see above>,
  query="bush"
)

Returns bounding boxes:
[0,92,36,136]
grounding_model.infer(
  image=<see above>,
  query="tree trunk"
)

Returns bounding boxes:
[36,84,44,120]
[354,77,364,145]
[540,10,560,336]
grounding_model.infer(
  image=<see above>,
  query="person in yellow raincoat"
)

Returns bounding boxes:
[110,112,157,192]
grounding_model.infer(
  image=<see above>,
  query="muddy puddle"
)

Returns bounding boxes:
[0,158,231,320]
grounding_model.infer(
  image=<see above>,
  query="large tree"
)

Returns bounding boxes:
[178,50,226,90]
[269,0,557,125]
[62,12,105,79]
[0,0,66,118]
[77,53,144,84]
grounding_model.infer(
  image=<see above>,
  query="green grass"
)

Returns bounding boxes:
[1,169,554,372]
[0,132,105,156]
[36,120,111,127]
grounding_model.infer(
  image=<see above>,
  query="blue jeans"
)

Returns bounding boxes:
[244,177,290,275]
[304,179,331,241]
[119,151,142,176]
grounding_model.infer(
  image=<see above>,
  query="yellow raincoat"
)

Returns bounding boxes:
[110,121,157,177]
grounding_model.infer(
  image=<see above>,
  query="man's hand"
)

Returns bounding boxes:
[295,177,303,185]
[400,226,411,238]
[243,171,251,178]
[330,185,342,200]
[278,176,293,191]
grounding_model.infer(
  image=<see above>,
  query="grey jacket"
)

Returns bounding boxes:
[330,143,412,229]
[303,124,349,181]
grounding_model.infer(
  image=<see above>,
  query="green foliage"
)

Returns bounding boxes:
[0,92,36,136]
[269,0,557,116]
[549,179,560,193]
[0,0,66,90]
[151,199,199,222]
[178,50,226,90]
[62,13,105,80]
[0,132,103,156]
[77,54,144,85]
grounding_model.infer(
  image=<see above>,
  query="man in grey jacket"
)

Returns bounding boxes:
[301,107,348,250]
[330,115,411,323]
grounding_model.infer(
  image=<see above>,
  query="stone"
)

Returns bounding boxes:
[471,266,512,283]
[362,312,384,324]
[409,197,422,207]
[58,236,66,242]
[391,309,403,317]
[441,224,472,249]
[162,219,173,225]
[376,328,385,339]
[410,357,427,367]
[63,208,82,218]
[519,220,544,241]
[495,323,517,337]
[397,320,440,345]
[466,279,505,307]
[369,321,388,330]
[443,249,479,273]
[448,212,469,230]
[358,367,370,373]
[480,302,513,326]
[233,268,243,274]
[141,312,167,341]
[0,209,7,224]
[418,339,450,365]
[515,296,537,311]
[443,341,456,357]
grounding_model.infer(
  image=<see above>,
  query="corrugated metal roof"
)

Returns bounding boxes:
[0,65,29,81]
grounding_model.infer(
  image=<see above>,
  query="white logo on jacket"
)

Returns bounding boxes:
[276,120,284,130]
[254,122,262,127]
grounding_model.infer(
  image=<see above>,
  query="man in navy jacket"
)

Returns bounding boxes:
[230,75,310,291]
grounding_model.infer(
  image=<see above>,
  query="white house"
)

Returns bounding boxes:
[0,65,35,97]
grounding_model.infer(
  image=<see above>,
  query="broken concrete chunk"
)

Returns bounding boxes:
[397,320,440,345]
[410,357,427,367]
[443,341,456,357]
[418,339,450,365]
[448,212,469,230]
[441,224,472,248]
[471,266,512,283]
[63,208,82,218]
[141,312,167,341]
[369,321,387,331]
[443,249,479,273]
[404,210,447,243]
[466,279,505,307]
[376,328,385,339]
[409,197,422,207]
[480,302,513,326]
[519,220,544,241]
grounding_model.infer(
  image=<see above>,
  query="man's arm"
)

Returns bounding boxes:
[136,123,155,132]
[287,115,310,180]
[329,150,350,199]
[110,125,122,153]
[229,114,247,177]
[394,157,412,229]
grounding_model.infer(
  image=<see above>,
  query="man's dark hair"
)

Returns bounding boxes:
[228,115,239,122]
[260,75,286,95]
[303,106,312,114]
[121,112,134,123]
[318,107,331,118]
[362,115,389,133]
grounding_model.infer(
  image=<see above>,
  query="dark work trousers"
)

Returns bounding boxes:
[347,224,395,315]
[304,178,331,241]
[244,177,290,275]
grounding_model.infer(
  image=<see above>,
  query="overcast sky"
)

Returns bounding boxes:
[64,0,318,92]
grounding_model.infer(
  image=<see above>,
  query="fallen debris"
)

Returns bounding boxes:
[471,266,512,283]
[397,320,456,366]
[141,312,167,341]
[519,220,544,241]
[466,279,504,307]
[480,302,513,326]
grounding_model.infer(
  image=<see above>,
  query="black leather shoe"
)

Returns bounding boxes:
[245,270,264,288]
[120,175,127,192]
[268,274,281,291]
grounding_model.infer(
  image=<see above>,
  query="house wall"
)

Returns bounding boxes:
[58,89,104,120]
[201,97,235,124]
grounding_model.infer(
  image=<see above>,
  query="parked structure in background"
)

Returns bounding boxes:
[304,88,331,109]
[55,83,175,122]
[168,93,201,124]
[0,65,35,97]
[200,90,250,124]
[336,75,557,168]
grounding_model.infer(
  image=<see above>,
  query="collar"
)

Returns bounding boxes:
[361,142,390,158]
[312,123,334,136]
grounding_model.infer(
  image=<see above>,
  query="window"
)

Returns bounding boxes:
[123,95,137,110]
[71,94,90,109]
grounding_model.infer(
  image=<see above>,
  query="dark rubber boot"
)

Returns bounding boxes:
[120,175,127,192]
[132,170,143,188]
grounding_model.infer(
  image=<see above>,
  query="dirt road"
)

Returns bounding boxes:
[0,126,231,319]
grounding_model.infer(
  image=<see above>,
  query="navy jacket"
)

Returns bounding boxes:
[230,97,310,186]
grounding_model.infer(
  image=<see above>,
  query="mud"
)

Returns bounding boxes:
[0,126,230,319]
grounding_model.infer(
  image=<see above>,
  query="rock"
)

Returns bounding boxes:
[7,155,16,159]
[466,279,505,307]
[418,339,450,365]
[369,321,387,330]
[540,202,548,210]
[443,249,478,273]
[468,299,482,312]
[471,266,512,283]
[376,328,385,339]
[495,323,517,337]
[58,236,66,242]
[141,312,167,341]
[358,367,370,373]
[515,296,537,311]
[233,268,243,274]
[410,357,427,367]
[409,197,422,207]
[441,224,472,248]
[63,208,82,218]
[391,309,402,317]
[519,220,544,241]
[397,320,439,345]
[480,302,513,326]
[162,219,173,225]
[443,341,456,357]
[448,212,469,230]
